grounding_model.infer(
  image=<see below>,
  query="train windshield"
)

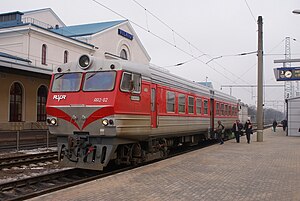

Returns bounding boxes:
[83,71,116,91]
[52,73,82,92]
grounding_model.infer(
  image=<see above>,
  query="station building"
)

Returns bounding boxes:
[0,8,150,131]
[286,96,300,136]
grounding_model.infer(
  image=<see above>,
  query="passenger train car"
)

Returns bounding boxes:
[46,55,239,170]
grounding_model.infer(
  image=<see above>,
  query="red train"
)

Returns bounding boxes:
[46,55,239,170]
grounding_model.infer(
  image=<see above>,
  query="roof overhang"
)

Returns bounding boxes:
[0,23,95,50]
[0,55,52,75]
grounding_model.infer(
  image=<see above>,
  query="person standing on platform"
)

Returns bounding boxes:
[281,119,287,131]
[244,119,253,144]
[272,120,278,132]
[215,120,225,145]
[232,120,243,143]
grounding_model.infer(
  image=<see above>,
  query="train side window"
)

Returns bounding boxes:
[203,100,208,115]
[225,105,228,116]
[188,96,194,114]
[166,91,175,112]
[120,72,141,93]
[196,98,202,115]
[229,105,232,116]
[220,103,224,115]
[178,94,186,113]
[216,102,219,115]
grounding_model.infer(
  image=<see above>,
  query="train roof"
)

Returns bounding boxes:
[56,56,237,104]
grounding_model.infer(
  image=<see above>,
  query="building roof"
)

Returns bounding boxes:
[23,8,66,27]
[51,20,127,37]
[0,52,31,63]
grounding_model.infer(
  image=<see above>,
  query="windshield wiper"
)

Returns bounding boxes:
[86,73,97,80]
[55,74,65,80]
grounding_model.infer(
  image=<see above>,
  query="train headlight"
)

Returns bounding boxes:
[102,119,109,126]
[47,117,58,126]
[78,55,93,69]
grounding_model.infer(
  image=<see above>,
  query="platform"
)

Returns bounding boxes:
[29,127,300,201]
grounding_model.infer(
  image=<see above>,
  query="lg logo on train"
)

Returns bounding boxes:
[53,95,66,102]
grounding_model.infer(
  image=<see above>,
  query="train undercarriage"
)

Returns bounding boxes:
[57,132,210,170]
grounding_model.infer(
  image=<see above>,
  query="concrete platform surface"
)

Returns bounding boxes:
[29,128,300,201]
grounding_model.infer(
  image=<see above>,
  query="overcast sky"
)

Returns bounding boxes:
[1,0,300,111]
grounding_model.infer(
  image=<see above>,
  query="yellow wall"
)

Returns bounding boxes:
[0,72,50,130]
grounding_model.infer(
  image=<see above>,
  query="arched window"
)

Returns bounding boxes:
[41,44,47,65]
[64,50,68,63]
[37,85,48,122]
[9,82,23,122]
[120,49,128,60]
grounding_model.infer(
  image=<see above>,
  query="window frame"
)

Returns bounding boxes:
[196,98,202,115]
[178,94,186,113]
[41,44,47,65]
[37,85,48,122]
[188,96,195,114]
[9,82,23,122]
[120,72,141,94]
[203,99,208,115]
[64,50,69,64]
[166,91,175,113]
[83,71,117,92]
[51,72,83,92]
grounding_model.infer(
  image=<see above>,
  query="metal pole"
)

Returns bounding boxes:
[257,16,264,142]
[16,130,20,152]
[46,130,49,149]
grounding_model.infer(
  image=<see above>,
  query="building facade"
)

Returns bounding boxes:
[0,8,150,131]
[287,96,300,136]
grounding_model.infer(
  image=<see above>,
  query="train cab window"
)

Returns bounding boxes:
[196,98,202,114]
[178,94,186,113]
[120,72,141,93]
[167,91,175,112]
[216,102,219,115]
[188,96,194,114]
[203,100,208,115]
[52,73,82,92]
[83,71,116,91]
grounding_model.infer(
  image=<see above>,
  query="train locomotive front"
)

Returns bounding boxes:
[46,55,146,170]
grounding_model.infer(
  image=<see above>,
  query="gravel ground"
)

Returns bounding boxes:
[0,147,63,184]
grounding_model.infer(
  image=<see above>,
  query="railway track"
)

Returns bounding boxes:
[0,151,58,170]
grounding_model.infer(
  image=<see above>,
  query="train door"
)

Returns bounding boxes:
[210,98,215,131]
[151,84,158,128]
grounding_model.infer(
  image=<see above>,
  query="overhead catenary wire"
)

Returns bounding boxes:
[130,0,263,91]
[244,0,257,23]
[90,0,251,90]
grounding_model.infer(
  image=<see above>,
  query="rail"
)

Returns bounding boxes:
[0,151,57,170]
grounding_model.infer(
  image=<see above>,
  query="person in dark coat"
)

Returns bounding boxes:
[244,119,253,144]
[281,119,287,131]
[272,120,278,132]
[232,120,243,143]
[215,120,225,145]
